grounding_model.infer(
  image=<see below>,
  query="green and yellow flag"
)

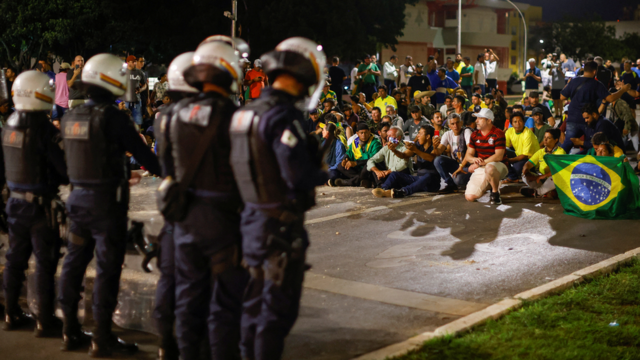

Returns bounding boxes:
[544,154,640,219]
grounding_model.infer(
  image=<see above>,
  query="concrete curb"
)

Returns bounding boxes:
[351,247,640,360]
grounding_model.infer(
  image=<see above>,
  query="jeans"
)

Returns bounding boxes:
[477,84,486,95]
[53,105,68,120]
[384,79,397,94]
[462,86,472,99]
[361,83,377,102]
[486,79,497,94]
[434,156,471,188]
[507,159,529,180]
[126,101,143,125]
[380,170,440,195]
[560,121,587,153]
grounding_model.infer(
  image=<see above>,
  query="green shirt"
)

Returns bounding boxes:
[346,134,382,168]
[460,65,474,87]
[532,124,551,144]
[358,63,380,84]
[366,141,413,172]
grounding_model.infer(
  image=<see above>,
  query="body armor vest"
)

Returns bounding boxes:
[154,103,177,178]
[2,111,48,186]
[61,103,126,184]
[169,94,239,194]
[229,96,291,204]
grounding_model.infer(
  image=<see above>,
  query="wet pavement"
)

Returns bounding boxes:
[1,175,639,360]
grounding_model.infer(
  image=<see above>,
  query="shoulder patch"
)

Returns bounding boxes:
[64,120,90,140]
[178,104,212,126]
[280,129,298,148]
[230,110,256,134]
[3,129,24,148]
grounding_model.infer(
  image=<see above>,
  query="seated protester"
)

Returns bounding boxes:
[330,123,383,187]
[368,106,383,133]
[365,125,414,189]
[392,88,409,120]
[595,143,615,157]
[320,80,337,103]
[520,128,566,198]
[610,95,639,152]
[403,105,431,140]
[571,102,625,154]
[342,103,360,129]
[386,104,404,128]
[485,94,505,130]
[439,95,454,119]
[507,104,534,129]
[531,107,551,147]
[503,106,513,130]
[431,111,449,138]
[322,121,347,182]
[374,85,397,116]
[504,112,540,182]
[414,91,435,120]
[332,111,354,139]
[307,108,323,135]
[453,108,509,205]
[468,93,488,113]
[587,132,625,158]
[378,121,391,146]
[373,125,441,198]
[524,91,555,127]
[351,95,371,123]
[367,92,379,111]
[435,113,474,193]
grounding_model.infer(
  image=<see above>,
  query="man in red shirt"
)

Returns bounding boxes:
[453,108,508,205]
[243,59,269,103]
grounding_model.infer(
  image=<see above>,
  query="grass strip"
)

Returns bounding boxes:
[394,257,640,360]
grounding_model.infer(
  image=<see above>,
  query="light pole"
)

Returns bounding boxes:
[457,0,461,54]
[505,0,527,76]
[224,0,238,39]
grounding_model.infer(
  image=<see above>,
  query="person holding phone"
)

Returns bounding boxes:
[66,55,87,109]
[243,59,269,104]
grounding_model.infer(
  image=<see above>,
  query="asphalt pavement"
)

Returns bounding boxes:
[1,176,639,360]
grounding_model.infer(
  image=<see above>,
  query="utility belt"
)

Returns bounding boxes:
[10,191,66,231]
[257,190,316,224]
[70,180,129,203]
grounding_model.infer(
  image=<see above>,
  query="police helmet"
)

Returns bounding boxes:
[79,53,128,97]
[11,71,55,111]
[200,35,251,59]
[260,37,326,110]
[183,40,241,92]
[167,52,198,93]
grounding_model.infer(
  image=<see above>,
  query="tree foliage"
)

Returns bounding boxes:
[0,0,415,70]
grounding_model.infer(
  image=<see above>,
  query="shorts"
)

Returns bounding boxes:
[465,162,509,198]
[551,89,561,100]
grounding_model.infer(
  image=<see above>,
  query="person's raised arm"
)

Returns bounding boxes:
[605,83,632,103]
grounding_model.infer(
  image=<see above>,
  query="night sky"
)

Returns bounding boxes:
[515,0,638,22]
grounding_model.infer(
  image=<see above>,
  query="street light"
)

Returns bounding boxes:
[540,39,544,43]
[504,0,527,76]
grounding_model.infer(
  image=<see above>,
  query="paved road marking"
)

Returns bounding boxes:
[305,195,454,225]
[304,273,487,316]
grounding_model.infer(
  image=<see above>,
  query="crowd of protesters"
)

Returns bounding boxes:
[2,50,640,205]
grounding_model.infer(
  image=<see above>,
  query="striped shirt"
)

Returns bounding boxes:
[468,126,506,164]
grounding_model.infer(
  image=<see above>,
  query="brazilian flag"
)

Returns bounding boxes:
[544,154,640,219]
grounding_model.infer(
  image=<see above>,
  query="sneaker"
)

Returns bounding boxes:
[372,188,392,198]
[142,171,151,177]
[519,187,536,198]
[334,179,348,187]
[392,189,406,198]
[438,183,458,194]
[360,179,372,188]
[327,179,336,187]
[490,192,502,205]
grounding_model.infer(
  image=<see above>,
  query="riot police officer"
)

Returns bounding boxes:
[152,51,198,360]
[230,37,329,360]
[57,53,161,356]
[165,39,248,360]
[1,71,68,336]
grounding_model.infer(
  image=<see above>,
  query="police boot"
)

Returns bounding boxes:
[34,315,63,338]
[3,311,34,331]
[89,335,139,358]
[61,316,92,351]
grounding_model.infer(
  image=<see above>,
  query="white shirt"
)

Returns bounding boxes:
[383,61,398,81]
[439,104,452,118]
[399,64,414,85]
[440,128,473,159]
[474,62,486,84]
[350,67,358,90]
[485,60,497,80]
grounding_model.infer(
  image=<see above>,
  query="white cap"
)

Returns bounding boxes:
[254,59,262,68]
[472,108,494,121]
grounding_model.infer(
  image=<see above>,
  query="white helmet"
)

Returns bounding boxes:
[184,40,241,92]
[261,37,326,110]
[200,35,251,59]
[80,53,128,96]
[167,52,198,93]
[11,71,55,111]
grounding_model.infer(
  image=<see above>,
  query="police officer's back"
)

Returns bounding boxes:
[57,53,160,357]
[2,71,68,336]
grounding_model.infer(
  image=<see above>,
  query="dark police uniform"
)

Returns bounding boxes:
[167,92,248,360]
[57,98,161,348]
[1,111,68,329]
[230,88,328,360]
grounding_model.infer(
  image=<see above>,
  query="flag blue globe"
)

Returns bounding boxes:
[570,163,611,206]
